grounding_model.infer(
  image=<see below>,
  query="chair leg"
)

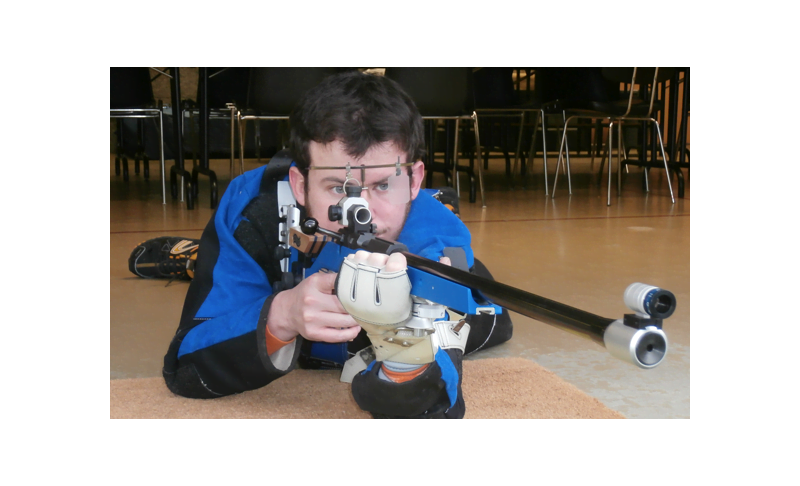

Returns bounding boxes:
[512,112,524,181]
[541,111,548,196]
[520,117,528,178]
[483,123,491,171]
[238,113,246,179]
[470,174,476,203]
[158,111,166,205]
[471,112,487,208]
[239,118,244,175]
[189,112,198,172]
[142,153,150,180]
[617,122,623,198]
[142,121,150,181]
[256,122,262,165]
[229,108,243,178]
[525,113,537,179]
[607,121,614,206]
[114,119,122,176]
[118,119,129,181]
[619,127,630,175]
[597,128,607,187]
[135,119,149,180]
[551,116,569,198]
[500,119,511,179]
[445,120,454,187]
[642,127,650,192]
[229,107,236,181]
[562,111,572,194]
[426,121,435,189]
[653,119,676,203]
[453,118,460,195]
[528,110,548,195]
[551,135,561,198]
[134,119,142,176]
[590,120,601,169]
[140,124,148,180]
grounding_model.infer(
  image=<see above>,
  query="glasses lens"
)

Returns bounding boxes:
[385,172,411,205]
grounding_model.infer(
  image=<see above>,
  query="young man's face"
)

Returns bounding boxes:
[289,140,425,242]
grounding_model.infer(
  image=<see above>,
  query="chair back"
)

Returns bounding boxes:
[246,67,341,115]
[602,68,675,117]
[110,67,154,109]
[384,67,475,116]
[601,67,675,86]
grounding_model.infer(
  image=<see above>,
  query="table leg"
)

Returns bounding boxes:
[191,67,219,209]
[168,67,193,209]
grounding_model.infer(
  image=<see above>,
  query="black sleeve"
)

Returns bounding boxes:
[163,292,304,399]
[464,258,514,355]
[162,189,301,398]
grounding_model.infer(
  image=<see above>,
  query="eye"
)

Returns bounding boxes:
[375,183,390,192]
[331,185,345,195]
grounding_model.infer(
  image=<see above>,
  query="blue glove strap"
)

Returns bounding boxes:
[435,348,459,408]
[308,342,349,365]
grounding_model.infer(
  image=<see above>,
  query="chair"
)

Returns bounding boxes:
[474,67,550,193]
[383,67,488,207]
[110,67,167,204]
[235,68,342,174]
[525,68,623,196]
[550,67,676,206]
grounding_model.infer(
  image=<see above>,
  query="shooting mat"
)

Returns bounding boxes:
[110,357,623,419]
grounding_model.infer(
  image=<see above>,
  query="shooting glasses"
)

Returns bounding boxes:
[308,157,414,205]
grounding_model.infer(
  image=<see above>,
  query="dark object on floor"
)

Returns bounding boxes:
[129,236,200,280]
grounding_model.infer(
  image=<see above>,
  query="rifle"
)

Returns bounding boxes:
[282,184,674,369]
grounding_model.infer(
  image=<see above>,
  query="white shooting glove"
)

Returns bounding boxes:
[335,253,469,366]
[336,256,413,329]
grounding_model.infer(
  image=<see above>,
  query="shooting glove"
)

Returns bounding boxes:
[336,256,465,365]
[335,256,413,329]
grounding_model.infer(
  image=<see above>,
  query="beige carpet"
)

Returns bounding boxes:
[111,357,623,419]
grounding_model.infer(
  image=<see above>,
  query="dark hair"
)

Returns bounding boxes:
[289,71,426,174]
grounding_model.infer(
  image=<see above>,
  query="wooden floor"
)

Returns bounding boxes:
[110,152,690,419]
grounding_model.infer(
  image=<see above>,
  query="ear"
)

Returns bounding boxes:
[288,166,306,207]
[409,161,425,200]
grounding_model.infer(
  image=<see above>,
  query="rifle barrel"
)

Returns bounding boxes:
[402,252,615,346]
